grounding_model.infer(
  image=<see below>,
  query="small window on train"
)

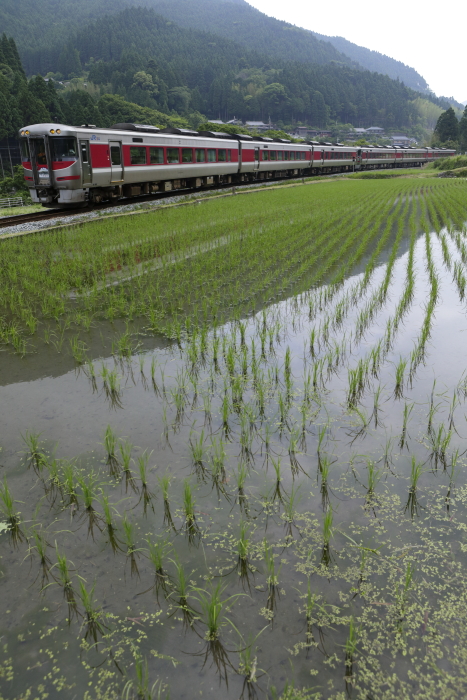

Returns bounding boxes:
[296,152,301,160]
[207,149,216,163]
[302,152,306,160]
[149,147,164,164]
[195,149,205,163]
[167,148,179,164]
[182,148,193,163]
[217,149,227,162]
[110,146,121,166]
[52,137,77,161]
[20,140,30,161]
[227,150,232,162]
[270,151,277,161]
[130,147,147,165]
[262,151,269,161]
[277,151,283,161]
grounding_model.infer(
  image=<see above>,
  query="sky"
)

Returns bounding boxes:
[246,0,466,104]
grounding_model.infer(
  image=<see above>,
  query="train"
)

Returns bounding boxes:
[18,122,456,207]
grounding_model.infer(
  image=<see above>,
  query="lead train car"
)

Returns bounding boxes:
[18,123,455,207]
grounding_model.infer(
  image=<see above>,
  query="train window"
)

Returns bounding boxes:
[130,147,147,165]
[20,140,30,162]
[217,149,227,162]
[149,147,164,164]
[302,153,306,160]
[110,146,121,166]
[277,151,283,161]
[51,137,77,161]
[207,149,216,163]
[262,151,269,161]
[80,143,89,163]
[167,148,180,164]
[270,151,277,160]
[195,149,205,162]
[227,150,232,162]
[182,148,193,163]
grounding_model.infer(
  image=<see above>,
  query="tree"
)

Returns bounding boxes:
[434,107,459,143]
[459,105,467,152]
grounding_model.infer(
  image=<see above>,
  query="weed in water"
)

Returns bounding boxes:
[122,515,140,578]
[122,656,168,700]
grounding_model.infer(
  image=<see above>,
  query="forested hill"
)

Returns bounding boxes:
[1,0,354,74]
[135,0,357,69]
[25,6,451,129]
[311,32,429,93]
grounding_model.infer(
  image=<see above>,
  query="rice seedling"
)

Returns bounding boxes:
[344,617,359,685]
[104,425,120,479]
[21,430,44,474]
[182,479,199,544]
[122,515,140,578]
[77,471,101,538]
[122,656,168,700]
[263,539,282,613]
[142,537,171,600]
[405,457,424,519]
[27,526,52,587]
[70,335,88,365]
[120,440,138,492]
[394,357,407,399]
[0,477,23,546]
[428,423,452,470]
[51,545,78,621]
[135,450,156,514]
[321,506,334,567]
[282,484,302,537]
[236,629,266,699]
[169,558,194,628]
[78,580,107,644]
[210,437,229,499]
[399,401,414,450]
[101,365,123,408]
[100,493,120,553]
[60,461,79,508]
[158,474,175,530]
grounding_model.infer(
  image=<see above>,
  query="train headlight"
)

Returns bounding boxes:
[21,130,24,135]
[56,129,61,134]
[50,129,55,134]
[25,130,29,135]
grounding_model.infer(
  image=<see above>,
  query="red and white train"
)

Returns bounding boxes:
[18,122,456,207]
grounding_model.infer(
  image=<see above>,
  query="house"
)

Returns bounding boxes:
[391,134,413,145]
[366,126,385,135]
[226,118,243,126]
[207,119,225,125]
[245,121,276,132]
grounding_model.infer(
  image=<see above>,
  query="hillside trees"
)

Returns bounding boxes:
[434,107,459,144]
[459,106,467,152]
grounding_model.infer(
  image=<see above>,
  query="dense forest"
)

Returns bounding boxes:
[4,5,454,131]
[311,32,428,93]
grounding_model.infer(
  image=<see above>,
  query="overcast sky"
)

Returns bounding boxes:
[246,0,466,104]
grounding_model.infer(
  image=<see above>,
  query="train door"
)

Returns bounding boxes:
[109,141,123,182]
[29,137,52,187]
[79,140,92,185]
[254,147,260,171]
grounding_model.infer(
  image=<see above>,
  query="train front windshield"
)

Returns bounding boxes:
[51,137,77,161]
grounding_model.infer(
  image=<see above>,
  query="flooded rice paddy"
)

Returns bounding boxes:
[1,178,467,699]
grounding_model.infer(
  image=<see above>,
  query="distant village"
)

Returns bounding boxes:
[210,118,416,145]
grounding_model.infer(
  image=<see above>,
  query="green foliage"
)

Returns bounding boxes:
[433,107,459,144]
[432,155,467,171]
[0,164,31,200]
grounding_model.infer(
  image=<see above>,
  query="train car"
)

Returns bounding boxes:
[18,122,457,207]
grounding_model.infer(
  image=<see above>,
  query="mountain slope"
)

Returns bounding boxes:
[311,32,428,92]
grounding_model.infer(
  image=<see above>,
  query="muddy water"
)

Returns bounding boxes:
[2,226,467,699]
